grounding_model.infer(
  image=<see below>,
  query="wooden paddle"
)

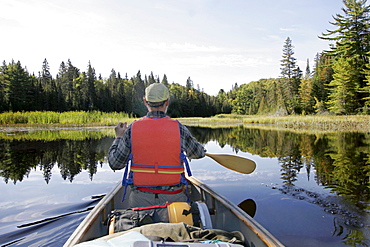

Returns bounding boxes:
[205,153,256,174]
[238,199,257,218]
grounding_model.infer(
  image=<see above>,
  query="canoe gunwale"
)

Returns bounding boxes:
[187,176,284,247]
[64,177,284,247]
[64,180,122,246]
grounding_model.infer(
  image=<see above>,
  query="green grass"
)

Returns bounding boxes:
[0,111,369,133]
[178,114,370,132]
[0,111,133,126]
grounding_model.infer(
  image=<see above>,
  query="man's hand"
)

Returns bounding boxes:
[115,122,128,138]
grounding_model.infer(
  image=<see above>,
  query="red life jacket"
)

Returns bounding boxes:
[130,116,184,187]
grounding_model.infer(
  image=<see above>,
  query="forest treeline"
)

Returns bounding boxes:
[0,0,369,117]
[0,59,225,117]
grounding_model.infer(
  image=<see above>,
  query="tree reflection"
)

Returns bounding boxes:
[0,127,369,206]
[1,126,368,246]
[190,127,369,207]
[0,137,112,184]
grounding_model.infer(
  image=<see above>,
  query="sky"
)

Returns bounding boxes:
[0,0,344,95]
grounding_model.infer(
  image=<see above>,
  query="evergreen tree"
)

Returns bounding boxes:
[298,76,315,114]
[7,61,35,111]
[38,58,58,111]
[161,74,169,86]
[280,37,297,79]
[360,59,370,113]
[132,71,146,116]
[327,56,360,114]
[55,61,68,111]
[312,53,333,110]
[57,60,80,110]
[116,72,126,112]
[280,37,300,113]
[0,61,9,111]
[148,71,156,85]
[66,60,80,110]
[85,61,97,110]
[320,0,370,108]
[305,59,311,77]
[106,69,118,111]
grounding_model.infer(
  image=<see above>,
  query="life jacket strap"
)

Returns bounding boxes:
[122,154,133,202]
[181,153,192,177]
[136,187,184,194]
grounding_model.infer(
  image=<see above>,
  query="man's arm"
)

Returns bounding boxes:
[180,124,206,159]
[108,122,132,170]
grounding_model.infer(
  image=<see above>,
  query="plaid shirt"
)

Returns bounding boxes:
[108,111,206,170]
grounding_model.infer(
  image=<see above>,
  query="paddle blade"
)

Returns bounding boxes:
[205,153,256,174]
[238,199,257,218]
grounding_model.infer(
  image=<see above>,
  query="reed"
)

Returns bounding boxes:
[178,114,370,132]
[0,111,369,132]
[0,111,133,126]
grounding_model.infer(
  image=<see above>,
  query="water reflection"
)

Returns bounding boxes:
[0,126,369,246]
[0,129,113,184]
[1,127,369,205]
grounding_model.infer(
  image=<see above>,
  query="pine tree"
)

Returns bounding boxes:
[55,61,68,111]
[305,59,311,77]
[298,76,315,114]
[0,61,9,111]
[38,58,58,111]
[327,56,360,114]
[320,0,370,110]
[148,71,156,85]
[280,37,300,113]
[361,59,370,113]
[161,74,169,86]
[312,53,333,109]
[58,60,80,110]
[86,61,97,110]
[132,71,146,116]
[7,61,35,111]
[280,37,297,79]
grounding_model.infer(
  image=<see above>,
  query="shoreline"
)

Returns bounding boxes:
[0,114,369,134]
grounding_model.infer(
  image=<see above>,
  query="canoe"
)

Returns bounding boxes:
[64,176,284,247]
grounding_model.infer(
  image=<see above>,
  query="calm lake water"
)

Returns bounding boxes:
[0,126,369,246]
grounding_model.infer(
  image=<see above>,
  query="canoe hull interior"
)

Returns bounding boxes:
[64,177,284,247]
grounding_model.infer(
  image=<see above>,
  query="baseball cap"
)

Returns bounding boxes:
[145,83,170,103]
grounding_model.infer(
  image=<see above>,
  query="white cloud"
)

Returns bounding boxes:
[0,0,345,95]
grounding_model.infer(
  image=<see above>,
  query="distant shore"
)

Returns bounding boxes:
[0,111,369,133]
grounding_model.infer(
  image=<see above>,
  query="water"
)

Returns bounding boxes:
[0,126,369,246]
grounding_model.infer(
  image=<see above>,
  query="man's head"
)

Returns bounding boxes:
[144,83,170,108]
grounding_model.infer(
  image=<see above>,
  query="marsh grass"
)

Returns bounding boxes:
[0,128,115,141]
[0,111,369,133]
[178,114,370,132]
[0,111,132,126]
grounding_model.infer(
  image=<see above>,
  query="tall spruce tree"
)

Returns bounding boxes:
[280,37,297,79]
[320,0,370,113]
[161,74,169,86]
[305,59,311,77]
[132,70,146,116]
[298,76,315,114]
[327,56,360,114]
[312,53,333,112]
[38,58,58,110]
[0,61,9,111]
[85,61,97,110]
[361,60,370,112]
[7,61,35,111]
[280,37,300,114]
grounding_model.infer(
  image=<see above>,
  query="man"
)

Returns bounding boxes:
[108,83,205,208]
